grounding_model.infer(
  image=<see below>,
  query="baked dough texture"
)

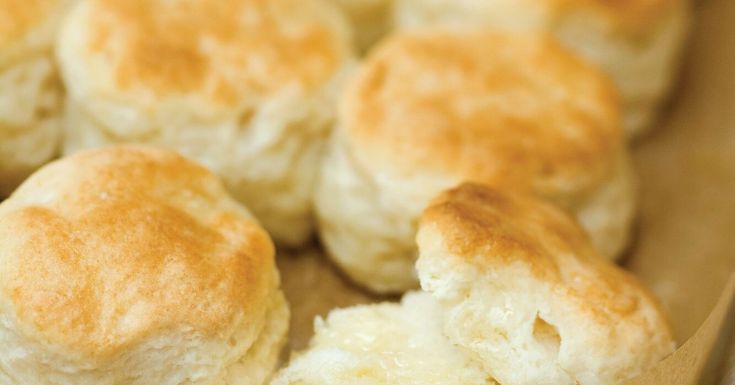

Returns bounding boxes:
[393,0,691,137]
[271,292,494,385]
[57,0,356,247]
[0,0,70,196]
[0,146,288,385]
[417,183,675,385]
[274,183,674,385]
[315,29,634,293]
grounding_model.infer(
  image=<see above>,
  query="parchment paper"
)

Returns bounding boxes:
[277,0,735,382]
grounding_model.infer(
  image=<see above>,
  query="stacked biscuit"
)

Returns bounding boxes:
[0,0,690,384]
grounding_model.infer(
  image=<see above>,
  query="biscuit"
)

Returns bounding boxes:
[270,292,493,385]
[416,183,675,385]
[0,0,70,196]
[57,0,355,246]
[0,146,288,385]
[315,29,634,293]
[394,0,691,137]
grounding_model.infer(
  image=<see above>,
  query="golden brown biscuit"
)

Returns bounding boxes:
[0,146,288,385]
[394,0,691,137]
[57,0,356,246]
[0,0,71,196]
[315,29,634,293]
[417,183,675,385]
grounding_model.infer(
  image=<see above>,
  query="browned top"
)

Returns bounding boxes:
[420,182,668,321]
[0,146,275,360]
[343,30,622,199]
[79,0,350,103]
[0,0,62,48]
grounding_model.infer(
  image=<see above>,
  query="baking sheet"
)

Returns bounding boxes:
[277,0,735,381]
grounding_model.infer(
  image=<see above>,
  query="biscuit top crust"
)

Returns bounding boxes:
[0,146,276,360]
[419,182,667,322]
[73,0,351,104]
[0,0,63,48]
[343,30,622,198]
